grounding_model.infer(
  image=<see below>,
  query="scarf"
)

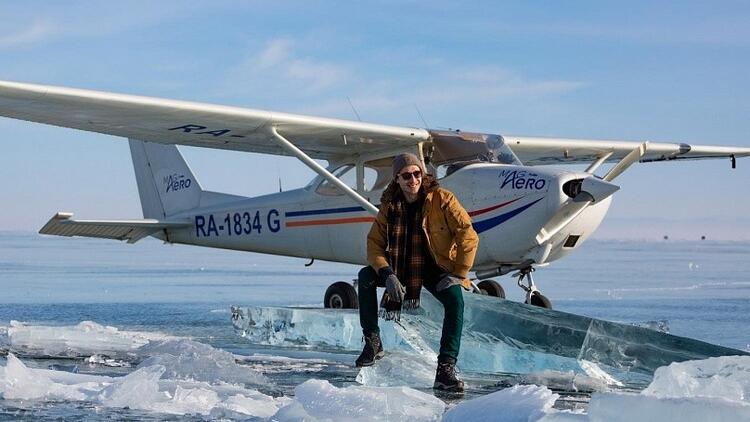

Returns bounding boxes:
[379,194,429,320]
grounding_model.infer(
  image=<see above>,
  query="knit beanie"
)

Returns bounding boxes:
[392,153,425,178]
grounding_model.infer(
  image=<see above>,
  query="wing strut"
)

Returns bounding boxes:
[270,127,379,216]
[585,151,613,174]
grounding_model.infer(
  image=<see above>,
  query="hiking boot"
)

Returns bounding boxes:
[433,357,464,392]
[355,332,384,367]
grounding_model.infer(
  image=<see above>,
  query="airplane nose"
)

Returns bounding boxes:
[577,177,620,203]
[563,177,620,203]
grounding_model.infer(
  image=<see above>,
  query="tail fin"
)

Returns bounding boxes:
[129,139,202,218]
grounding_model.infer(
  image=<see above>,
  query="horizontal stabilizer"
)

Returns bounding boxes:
[39,212,191,244]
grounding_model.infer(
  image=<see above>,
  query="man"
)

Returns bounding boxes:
[356,153,479,392]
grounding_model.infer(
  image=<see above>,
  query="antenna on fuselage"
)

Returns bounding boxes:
[414,103,430,129]
[277,159,283,192]
[347,97,362,122]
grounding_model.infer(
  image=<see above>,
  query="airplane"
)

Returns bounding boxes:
[1,80,748,309]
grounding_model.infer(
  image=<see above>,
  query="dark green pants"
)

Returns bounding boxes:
[357,266,464,361]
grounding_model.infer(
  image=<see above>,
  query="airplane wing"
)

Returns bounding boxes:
[1,80,747,166]
[0,80,429,160]
[39,212,191,244]
[504,135,750,166]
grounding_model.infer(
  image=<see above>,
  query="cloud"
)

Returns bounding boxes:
[212,37,585,130]
[330,63,585,128]
[0,20,56,48]
[0,2,216,49]
[220,38,350,98]
[256,39,293,68]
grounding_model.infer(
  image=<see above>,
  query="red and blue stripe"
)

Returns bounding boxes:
[284,196,543,233]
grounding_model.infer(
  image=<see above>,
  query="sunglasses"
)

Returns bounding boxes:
[399,170,422,181]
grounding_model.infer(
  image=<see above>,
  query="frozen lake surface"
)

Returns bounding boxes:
[0,232,748,420]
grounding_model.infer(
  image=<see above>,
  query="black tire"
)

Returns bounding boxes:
[324,281,359,309]
[527,292,552,309]
[477,279,505,299]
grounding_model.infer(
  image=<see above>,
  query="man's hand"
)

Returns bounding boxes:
[385,274,406,303]
[377,266,406,303]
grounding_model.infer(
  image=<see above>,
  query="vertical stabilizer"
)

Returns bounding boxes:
[129,139,202,218]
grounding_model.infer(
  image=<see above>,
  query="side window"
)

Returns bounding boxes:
[315,165,380,196]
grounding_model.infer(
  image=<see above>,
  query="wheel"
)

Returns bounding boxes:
[324,281,359,309]
[476,279,505,299]
[526,292,552,309]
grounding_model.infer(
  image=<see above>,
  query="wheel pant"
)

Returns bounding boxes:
[356,266,464,361]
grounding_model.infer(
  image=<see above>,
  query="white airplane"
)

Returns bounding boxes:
[1,80,748,309]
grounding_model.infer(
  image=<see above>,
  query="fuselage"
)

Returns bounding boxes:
[161,163,611,273]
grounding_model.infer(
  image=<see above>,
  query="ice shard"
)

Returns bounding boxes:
[231,291,746,382]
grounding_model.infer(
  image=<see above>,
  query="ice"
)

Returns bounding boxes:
[214,391,287,419]
[443,384,559,422]
[356,351,436,387]
[522,367,618,393]
[631,320,670,333]
[2,307,747,420]
[99,365,167,408]
[271,379,445,422]
[87,354,131,367]
[6,320,172,358]
[587,392,750,422]
[99,367,280,416]
[241,353,330,364]
[643,355,750,402]
[0,353,92,401]
[2,320,268,386]
[0,321,279,418]
[232,301,595,382]
[456,293,746,375]
[444,356,750,422]
[137,338,268,385]
[0,353,285,417]
[233,290,746,384]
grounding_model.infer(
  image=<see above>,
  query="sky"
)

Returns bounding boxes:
[0,1,749,239]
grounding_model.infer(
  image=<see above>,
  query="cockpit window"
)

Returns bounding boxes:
[314,164,383,196]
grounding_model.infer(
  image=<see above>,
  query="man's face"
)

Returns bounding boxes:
[396,164,423,196]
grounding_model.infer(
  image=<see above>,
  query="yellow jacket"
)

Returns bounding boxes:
[367,186,479,279]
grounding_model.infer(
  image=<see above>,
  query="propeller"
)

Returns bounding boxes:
[535,142,648,246]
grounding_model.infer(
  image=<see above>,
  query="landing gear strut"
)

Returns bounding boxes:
[514,267,552,309]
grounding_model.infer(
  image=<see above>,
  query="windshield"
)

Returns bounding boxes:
[429,130,523,170]
[485,134,522,165]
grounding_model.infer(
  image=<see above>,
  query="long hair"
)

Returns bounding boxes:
[380,174,439,205]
